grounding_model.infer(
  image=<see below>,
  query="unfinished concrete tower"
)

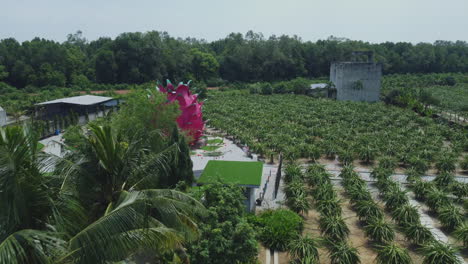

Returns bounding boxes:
[330,51,382,102]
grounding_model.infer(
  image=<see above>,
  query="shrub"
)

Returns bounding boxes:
[411,180,435,200]
[391,204,420,226]
[453,222,468,247]
[438,205,463,231]
[403,223,434,245]
[382,188,409,211]
[288,235,320,263]
[364,217,395,243]
[378,156,398,170]
[460,156,468,171]
[319,215,349,241]
[354,200,384,222]
[420,242,461,264]
[426,189,450,211]
[435,153,457,173]
[451,182,468,201]
[260,83,273,95]
[326,240,360,264]
[376,243,412,264]
[316,197,342,217]
[258,209,303,251]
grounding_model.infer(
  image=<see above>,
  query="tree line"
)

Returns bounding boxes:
[1,30,468,89]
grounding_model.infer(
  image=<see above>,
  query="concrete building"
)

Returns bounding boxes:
[330,52,382,102]
[0,106,6,127]
[197,160,263,212]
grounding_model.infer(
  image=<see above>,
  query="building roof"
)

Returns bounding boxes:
[310,83,328,89]
[36,95,114,106]
[198,160,263,187]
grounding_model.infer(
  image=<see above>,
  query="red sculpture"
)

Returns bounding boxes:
[158,80,204,143]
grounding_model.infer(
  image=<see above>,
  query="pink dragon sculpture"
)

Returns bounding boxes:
[158,80,204,143]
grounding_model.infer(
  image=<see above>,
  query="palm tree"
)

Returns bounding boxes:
[420,241,461,264]
[376,243,412,264]
[288,235,321,264]
[0,125,206,263]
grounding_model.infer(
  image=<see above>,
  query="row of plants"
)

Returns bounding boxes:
[304,163,362,264]
[205,92,468,170]
[338,165,414,263]
[411,178,467,247]
[369,162,464,263]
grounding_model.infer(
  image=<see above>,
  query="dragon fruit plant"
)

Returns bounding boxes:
[157,80,204,143]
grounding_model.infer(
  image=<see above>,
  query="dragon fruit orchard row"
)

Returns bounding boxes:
[157,81,204,143]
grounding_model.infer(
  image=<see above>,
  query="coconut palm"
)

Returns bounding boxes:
[0,125,206,264]
[375,243,412,264]
[438,205,463,231]
[363,217,395,243]
[403,223,434,245]
[326,240,360,264]
[420,241,461,264]
[453,222,468,247]
[288,235,321,264]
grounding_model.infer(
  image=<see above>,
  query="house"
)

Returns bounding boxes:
[35,95,118,125]
[197,160,263,212]
[0,106,6,127]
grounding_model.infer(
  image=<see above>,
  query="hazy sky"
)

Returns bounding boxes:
[2,0,468,43]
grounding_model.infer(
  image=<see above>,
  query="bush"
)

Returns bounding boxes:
[420,242,461,264]
[376,243,412,264]
[260,83,273,95]
[258,209,303,251]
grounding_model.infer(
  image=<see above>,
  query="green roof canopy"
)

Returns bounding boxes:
[198,160,263,187]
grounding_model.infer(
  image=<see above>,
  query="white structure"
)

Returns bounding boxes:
[0,106,7,127]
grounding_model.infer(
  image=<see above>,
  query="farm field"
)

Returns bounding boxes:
[205,91,467,173]
[205,91,468,263]
[426,84,468,118]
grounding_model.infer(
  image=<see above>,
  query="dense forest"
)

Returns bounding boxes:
[0,30,468,89]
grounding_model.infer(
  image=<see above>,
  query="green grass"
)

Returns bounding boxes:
[198,160,263,186]
[201,145,222,151]
[207,138,223,144]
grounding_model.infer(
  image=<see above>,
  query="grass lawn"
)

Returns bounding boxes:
[198,160,263,186]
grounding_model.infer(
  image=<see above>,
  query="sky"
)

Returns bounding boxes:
[2,0,468,44]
